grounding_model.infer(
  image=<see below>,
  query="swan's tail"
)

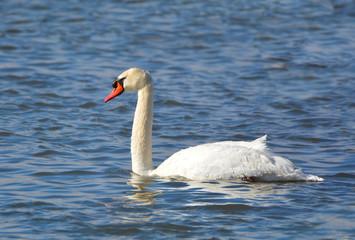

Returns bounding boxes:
[251,136,325,182]
[250,135,268,151]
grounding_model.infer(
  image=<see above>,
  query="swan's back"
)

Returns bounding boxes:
[151,136,323,182]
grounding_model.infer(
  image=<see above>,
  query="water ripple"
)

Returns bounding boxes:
[0,0,354,239]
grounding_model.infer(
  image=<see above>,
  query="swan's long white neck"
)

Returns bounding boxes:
[131,82,154,175]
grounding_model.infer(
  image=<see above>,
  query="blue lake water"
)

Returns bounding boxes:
[1,0,354,239]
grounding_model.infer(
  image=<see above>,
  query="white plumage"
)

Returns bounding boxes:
[105,68,323,182]
[152,135,321,181]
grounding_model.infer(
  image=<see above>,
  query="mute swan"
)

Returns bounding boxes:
[105,68,323,182]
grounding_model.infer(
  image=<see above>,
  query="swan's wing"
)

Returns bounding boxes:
[151,136,323,182]
[152,137,282,180]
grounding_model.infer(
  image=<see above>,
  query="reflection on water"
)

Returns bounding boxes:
[1,0,354,238]
[162,179,303,207]
[125,173,320,208]
[125,173,162,205]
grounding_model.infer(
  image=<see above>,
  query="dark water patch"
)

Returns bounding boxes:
[33,102,64,109]
[64,17,86,23]
[79,102,97,108]
[6,29,22,34]
[0,210,33,218]
[107,105,130,113]
[67,140,87,146]
[8,19,33,25]
[230,134,251,141]
[4,89,20,95]
[47,126,62,131]
[32,127,45,132]
[306,96,333,102]
[17,80,48,88]
[160,134,208,140]
[0,131,15,137]
[38,118,55,123]
[18,103,31,110]
[204,203,254,212]
[267,57,289,62]
[0,45,17,51]
[32,170,99,177]
[290,136,334,144]
[157,99,195,107]
[0,167,18,173]
[326,173,355,179]
[104,167,131,176]
[271,101,304,111]
[32,150,71,158]
[159,181,189,188]
[291,117,339,127]
[36,93,62,99]
[93,224,142,236]
[6,201,55,209]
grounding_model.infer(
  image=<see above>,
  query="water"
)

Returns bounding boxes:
[1,0,354,239]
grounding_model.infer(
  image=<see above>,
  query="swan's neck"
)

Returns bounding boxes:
[131,83,153,175]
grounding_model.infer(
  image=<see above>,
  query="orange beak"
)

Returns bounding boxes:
[104,83,124,103]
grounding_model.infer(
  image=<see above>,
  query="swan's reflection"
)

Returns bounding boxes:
[124,172,162,205]
[181,180,284,202]
[180,179,322,209]
[125,172,316,208]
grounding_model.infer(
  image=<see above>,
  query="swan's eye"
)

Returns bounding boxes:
[112,80,118,88]
[112,77,126,88]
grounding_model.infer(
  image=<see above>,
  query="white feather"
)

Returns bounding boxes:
[108,68,323,182]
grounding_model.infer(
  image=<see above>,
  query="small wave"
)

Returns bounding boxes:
[36,93,62,98]
[32,150,63,157]
[6,201,55,208]
[0,131,15,137]
[79,102,98,108]
[156,99,195,107]
[34,102,64,108]
[104,167,131,176]
[0,45,16,51]
[160,134,208,140]
[204,203,254,211]
[32,170,99,176]
[324,173,355,179]
[6,29,21,34]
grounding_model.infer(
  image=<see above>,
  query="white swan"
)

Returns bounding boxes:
[105,68,323,182]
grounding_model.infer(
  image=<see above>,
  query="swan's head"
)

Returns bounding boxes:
[105,68,152,103]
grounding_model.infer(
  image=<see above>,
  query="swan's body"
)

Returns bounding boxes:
[105,68,323,182]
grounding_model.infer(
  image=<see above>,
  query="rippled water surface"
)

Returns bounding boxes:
[1,0,355,239]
